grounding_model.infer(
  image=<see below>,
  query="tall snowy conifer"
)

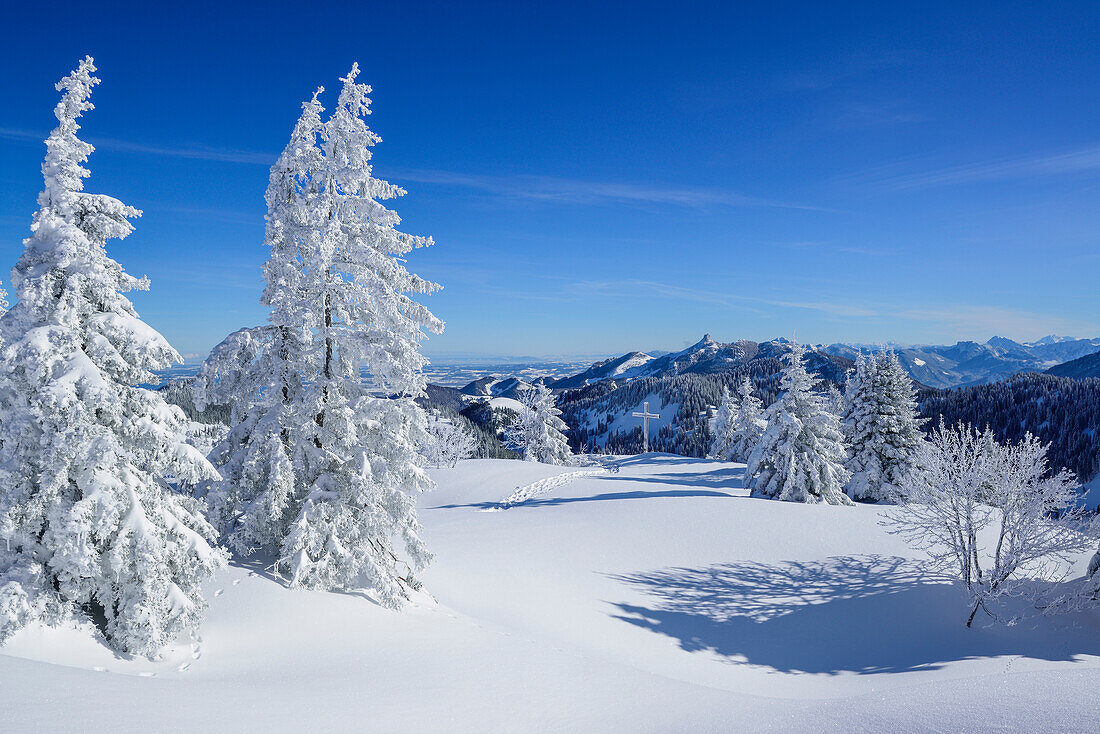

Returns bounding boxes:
[746,344,852,504]
[504,383,572,465]
[842,351,925,502]
[194,90,325,552]
[282,65,444,604]
[0,58,224,657]
[729,376,766,462]
[200,67,443,607]
[708,388,738,460]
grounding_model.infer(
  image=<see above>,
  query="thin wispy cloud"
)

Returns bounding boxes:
[566,279,1095,343]
[570,279,876,318]
[897,305,1099,343]
[832,100,925,129]
[0,127,822,211]
[778,49,921,93]
[389,168,825,211]
[142,203,261,226]
[0,127,276,165]
[857,145,1100,190]
[771,241,895,257]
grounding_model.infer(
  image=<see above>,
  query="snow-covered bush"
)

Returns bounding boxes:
[746,344,852,505]
[1086,536,1100,600]
[196,66,442,607]
[887,422,1091,626]
[504,383,572,465]
[421,411,478,467]
[0,58,225,658]
[842,351,924,502]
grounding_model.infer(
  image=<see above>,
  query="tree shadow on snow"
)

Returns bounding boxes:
[600,466,746,491]
[613,453,707,468]
[432,488,735,511]
[431,465,745,510]
[228,554,383,606]
[607,555,1100,675]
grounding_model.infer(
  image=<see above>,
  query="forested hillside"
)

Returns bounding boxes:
[561,356,847,456]
[918,373,1100,481]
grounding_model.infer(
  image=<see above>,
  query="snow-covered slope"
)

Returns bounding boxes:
[550,351,655,389]
[3,456,1099,732]
[459,375,535,399]
[1047,350,1100,379]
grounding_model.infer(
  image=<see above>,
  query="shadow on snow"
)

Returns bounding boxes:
[431,488,735,511]
[430,464,746,510]
[607,554,1100,675]
[604,467,746,491]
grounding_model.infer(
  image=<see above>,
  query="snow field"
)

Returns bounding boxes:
[2,454,1100,732]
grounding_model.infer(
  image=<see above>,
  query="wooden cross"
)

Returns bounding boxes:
[632,401,660,453]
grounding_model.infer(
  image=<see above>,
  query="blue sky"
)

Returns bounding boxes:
[1,1,1098,359]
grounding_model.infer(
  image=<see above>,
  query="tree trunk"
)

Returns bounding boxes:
[966,600,980,627]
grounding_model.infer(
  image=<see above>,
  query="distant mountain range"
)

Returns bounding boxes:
[451,334,852,398]
[445,333,1100,399]
[822,335,1100,389]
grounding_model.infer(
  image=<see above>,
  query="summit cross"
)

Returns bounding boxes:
[632,401,660,453]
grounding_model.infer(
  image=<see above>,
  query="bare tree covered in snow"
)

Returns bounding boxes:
[196,66,442,607]
[420,411,478,468]
[842,351,925,502]
[887,422,1091,626]
[0,58,224,658]
[746,344,852,505]
[504,383,572,465]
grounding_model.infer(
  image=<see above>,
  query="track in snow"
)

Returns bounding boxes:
[495,467,609,509]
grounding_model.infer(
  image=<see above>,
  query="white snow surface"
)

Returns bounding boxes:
[3,455,1100,732]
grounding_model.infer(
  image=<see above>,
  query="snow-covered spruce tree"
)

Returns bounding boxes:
[707,387,737,460]
[192,90,325,553]
[0,57,224,658]
[729,376,766,462]
[825,383,845,417]
[746,344,852,504]
[842,351,925,502]
[504,383,572,465]
[275,65,444,605]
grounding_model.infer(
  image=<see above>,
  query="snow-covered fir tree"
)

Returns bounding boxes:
[0,58,224,658]
[746,344,852,504]
[198,66,443,607]
[707,388,738,460]
[193,88,325,554]
[842,351,925,502]
[504,383,572,465]
[729,376,766,462]
[825,383,845,417]
[281,65,443,603]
